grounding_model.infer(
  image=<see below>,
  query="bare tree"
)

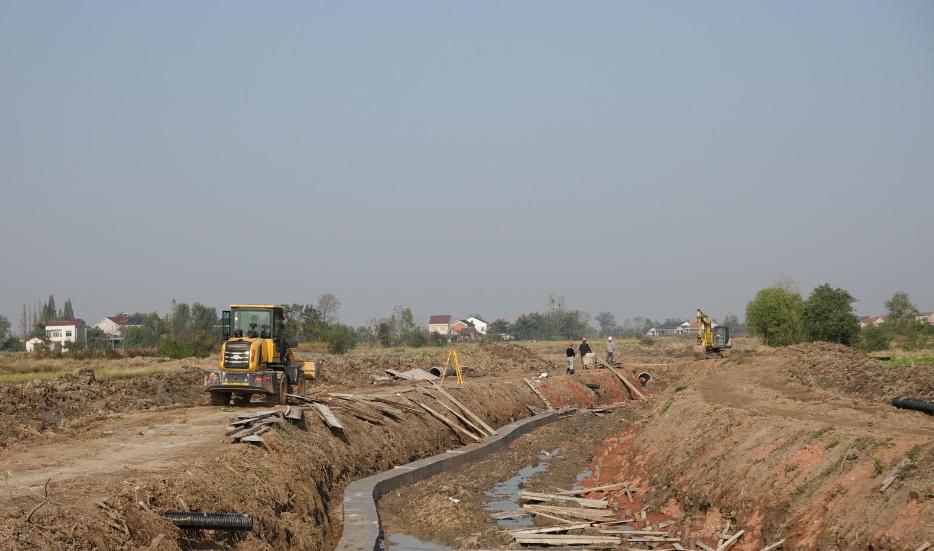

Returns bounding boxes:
[317,293,341,325]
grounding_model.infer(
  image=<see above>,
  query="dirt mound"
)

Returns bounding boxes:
[318,343,554,386]
[0,366,204,448]
[778,342,934,401]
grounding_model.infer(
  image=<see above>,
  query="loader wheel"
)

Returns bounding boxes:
[294,377,306,398]
[210,391,231,406]
[269,378,288,405]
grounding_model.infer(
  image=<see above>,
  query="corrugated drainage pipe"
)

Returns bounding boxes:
[429,365,456,378]
[891,396,934,415]
[162,511,254,530]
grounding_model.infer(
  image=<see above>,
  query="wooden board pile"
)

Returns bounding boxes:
[226,407,304,445]
[286,382,498,444]
[491,483,786,551]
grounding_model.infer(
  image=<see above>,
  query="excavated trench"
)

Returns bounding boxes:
[5,345,932,551]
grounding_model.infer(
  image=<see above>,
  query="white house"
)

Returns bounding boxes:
[94,313,138,347]
[25,337,45,352]
[466,316,489,335]
[42,319,86,351]
[428,315,452,336]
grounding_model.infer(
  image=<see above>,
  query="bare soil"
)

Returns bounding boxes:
[0,342,931,550]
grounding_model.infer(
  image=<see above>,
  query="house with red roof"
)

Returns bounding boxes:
[427,314,452,336]
[94,313,142,347]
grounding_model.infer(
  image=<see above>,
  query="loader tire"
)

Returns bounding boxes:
[269,378,288,405]
[210,391,231,406]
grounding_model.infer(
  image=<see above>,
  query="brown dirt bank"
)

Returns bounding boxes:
[580,350,934,550]
[0,364,207,449]
[0,371,631,550]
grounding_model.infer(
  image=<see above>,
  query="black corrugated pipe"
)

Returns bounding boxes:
[162,511,254,530]
[891,396,934,415]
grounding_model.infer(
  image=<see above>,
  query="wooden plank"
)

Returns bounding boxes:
[556,482,628,496]
[428,393,485,441]
[511,534,621,546]
[760,539,787,551]
[489,510,528,520]
[522,504,614,522]
[236,410,278,420]
[522,508,581,525]
[603,362,646,401]
[430,380,498,436]
[518,491,608,509]
[284,406,303,420]
[313,403,345,430]
[716,530,745,551]
[525,379,554,410]
[624,484,634,503]
[912,543,930,551]
[880,457,910,493]
[696,542,717,551]
[508,523,592,535]
[415,401,482,443]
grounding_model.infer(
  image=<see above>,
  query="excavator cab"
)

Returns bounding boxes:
[204,304,309,406]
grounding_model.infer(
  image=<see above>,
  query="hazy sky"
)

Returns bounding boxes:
[2,1,933,329]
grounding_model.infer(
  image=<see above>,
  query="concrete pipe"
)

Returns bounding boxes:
[429,365,456,378]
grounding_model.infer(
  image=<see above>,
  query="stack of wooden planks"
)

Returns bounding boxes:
[225,409,295,445]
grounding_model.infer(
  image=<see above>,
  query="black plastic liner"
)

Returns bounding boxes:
[162,511,254,530]
[891,396,934,415]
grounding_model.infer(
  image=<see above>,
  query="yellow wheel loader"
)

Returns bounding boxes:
[203,304,317,406]
[693,308,732,360]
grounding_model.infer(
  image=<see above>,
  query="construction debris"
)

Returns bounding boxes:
[385,368,438,381]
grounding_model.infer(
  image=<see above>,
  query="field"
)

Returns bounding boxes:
[0,338,931,550]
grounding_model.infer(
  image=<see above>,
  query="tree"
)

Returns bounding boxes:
[62,300,75,320]
[43,295,57,322]
[376,322,391,347]
[595,312,618,337]
[317,293,341,325]
[721,314,744,334]
[802,284,860,345]
[858,324,891,353]
[0,314,10,340]
[746,287,804,346]
[326,323,357,354]
[488,319,510,338]
[883,291,927,349]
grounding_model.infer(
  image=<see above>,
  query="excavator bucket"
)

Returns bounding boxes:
[693,344,706,360]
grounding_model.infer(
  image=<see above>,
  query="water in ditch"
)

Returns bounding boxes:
[481,449,557,528]
[378,532,451,551]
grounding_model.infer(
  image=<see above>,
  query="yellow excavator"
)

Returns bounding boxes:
[693,308,732,360]
[203,304,317,406]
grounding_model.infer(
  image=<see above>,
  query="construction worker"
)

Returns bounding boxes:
[578,338,593,369]
[565,341,575,375]
[606,336,615,364]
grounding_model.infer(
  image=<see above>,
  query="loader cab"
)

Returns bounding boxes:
[222,305,285,342]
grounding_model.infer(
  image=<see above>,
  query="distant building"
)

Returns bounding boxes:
[25,337,45,352]
[859,316,886,328]
[919,312,934,325]
[42,319,87,351]
[466,316,489,335]
[94,313,141,347]
[428,315,452,336]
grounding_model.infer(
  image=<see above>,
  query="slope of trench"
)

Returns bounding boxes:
[0,370,632,550]
[378,358,934,551]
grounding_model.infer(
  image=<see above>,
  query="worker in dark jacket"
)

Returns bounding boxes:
[578,338,593,369]
[565,341,575,375]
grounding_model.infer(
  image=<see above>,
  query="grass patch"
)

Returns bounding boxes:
[813,427,833,438]
[873,458,884,476]
[659,397,674,414]
[674,384,688,392]
[883,355,934,369]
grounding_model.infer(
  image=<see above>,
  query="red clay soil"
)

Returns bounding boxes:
[575,349,934,550]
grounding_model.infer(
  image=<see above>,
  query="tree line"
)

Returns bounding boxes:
[745,280,930,351]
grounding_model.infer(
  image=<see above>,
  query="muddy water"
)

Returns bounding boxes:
[378,532,450,551]
[482,450,557,528]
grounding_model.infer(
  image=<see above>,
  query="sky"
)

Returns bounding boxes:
[2,1,933,330]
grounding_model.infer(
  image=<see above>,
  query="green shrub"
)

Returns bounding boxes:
[858,325,891,353]
[326,324,358,354]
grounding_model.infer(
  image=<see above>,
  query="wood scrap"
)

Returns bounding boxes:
[716,530,745,551]
[603,362,646,400]
[510,534,621,546]
[525,379,554,410]
[760,539,787,551]
[508,523,593,535]
[912,543,930,551]
[236,410,278,420]
[518,491,608,509]
[696,542,717,551]
[879,457,911,493]
[415,401,481,443]
[329,400,385,425]
[385,368,438,381]
[430,380,497,435]
[423,391,485,440]
[488,510,528,520]
[522,504,614,522]
[313,403,345,431]
[557,482,628,496]
[284,406,303,421]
